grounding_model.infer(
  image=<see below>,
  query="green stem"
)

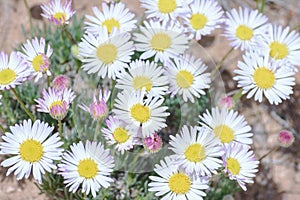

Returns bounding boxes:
[23,0,33,35]
[211,47,234,76]
[93,119,103,141]
[259,146,280,161]
[58,119,63,138]
[256,0,259,9]
[0,124,5,133]
[109,80,116,111]
[260,0,266,13]
[47,76,51,88]
[62,26,76,45]
[11,88,35,121]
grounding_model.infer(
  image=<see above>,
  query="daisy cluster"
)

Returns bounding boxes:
[0,0,298,199]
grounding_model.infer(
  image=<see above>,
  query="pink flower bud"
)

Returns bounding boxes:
[278,130,295,147]
[143,133,163,153]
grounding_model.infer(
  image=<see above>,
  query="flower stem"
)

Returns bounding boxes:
[23,0,33,35]
[11,88,35,121]
[58,119,63,138]
[259,146,280,161]
[0,124,5,133]
[47,76,51,88]
[260,0,266,13]
[62,26,76,45]
[211,47,234,76]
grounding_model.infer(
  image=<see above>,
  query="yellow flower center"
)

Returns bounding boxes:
[49,100,63,109]
[0,69,16,85]
[133,76,153,92]
[150,33,172,52]
[236,25,253,41]
[168,173,191,194]
[184,143,206,162]
[253,67,275,89]
[32,54,48,72]
[113,128,130,144]
[96,43,118,64]
[269,41,289,60]
[190,13,207,30]
[176,70,194,88]
[102,18,120,33]
[19,139,43,162]
[158,0,177,14]
[78,158,98,179]
[130,103,151,123]
[53,12,66,23]
[226,158,241,175]
[213,124,235,143]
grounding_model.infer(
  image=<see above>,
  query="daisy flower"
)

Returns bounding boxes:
[52,75,70,92]
[233,51,295,105]
[102,116,139,154]
[149,156,209,200]
[223,142,259,191]
[79,28,134,80]
[58,141,115,197]
[35,87,76,120]
[113,89,169,137]
[0,51,31,90]
[261,24,300,67]
[134,20,189,62]
[199,107,253,145]
[41,0,75,25]
[0,119,63,183]
[140,0,189,22]
[79,89,110,120]
[223,7,268,51]
[165,54,211,103]
[20,37,53,82]
[116,59,169,97]
[183,0,223,40]
[85,2,137,35]
[169,126,223,176]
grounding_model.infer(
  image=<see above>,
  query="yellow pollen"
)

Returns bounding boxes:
[158,0,177,14]
[269,41,289,60]
[96,43,117,64]
[102,18,120,33]
[253,67,275,89]
[53,12,66,23]
[176,70,194,88]
[226,158,241,175]
[133,76,153,92]
[236,25,253,41]
[49,100,63,109]
[113,128,130,144]
[130,103,151,123]
[150,33,171,52]
[19,139,43,162]
[32,54,46,72]
[0,69,16,85]
[190,13,207,30]
[168,173,191,194]
[213,125,235,143]
[78,158,98,179]
[184,143,206,162]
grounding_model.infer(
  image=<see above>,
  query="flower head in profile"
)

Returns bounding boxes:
[222,142,259,191]
[223,7,268,51]
[58,141,115,197]
[79,28,134,80]
[165,53,211,103]
[134,20,189,63]
[149,156,209,200]
[0,51,31,90]
[0,120,63,183]
[35,87,76,120]
[79,89,110,120]
[143,133,163,153]
[234,51,295,105]
[102,116,140,154]
[113,89,169,137]
[52,75,70,92]
[218,96,235,109]
[169,126,223,176]
[20,37,53,82]
[41,0,76,25]
[85,2,137,35]
[278,130,295,147]
[199,107,253,146]
[183,0,223,40]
